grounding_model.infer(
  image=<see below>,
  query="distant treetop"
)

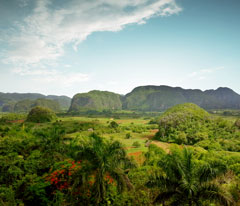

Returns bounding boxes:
[26,106,57,123]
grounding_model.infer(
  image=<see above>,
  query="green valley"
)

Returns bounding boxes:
[1,99,240,205]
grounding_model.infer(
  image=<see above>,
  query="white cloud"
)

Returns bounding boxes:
[3,0,181,67]
[6,35,63,65]
[12,67,90,86]
[188,67,224,79]
[12,67,58,76]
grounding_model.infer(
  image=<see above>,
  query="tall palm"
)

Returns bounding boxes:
[147,147,234,206]
[72,134,135,204]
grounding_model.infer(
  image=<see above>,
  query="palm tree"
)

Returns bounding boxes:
[147,147,234,206]
[71,133,135,204]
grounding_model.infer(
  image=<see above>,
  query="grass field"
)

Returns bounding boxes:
[58,112,240,164]
[57,116,159,163]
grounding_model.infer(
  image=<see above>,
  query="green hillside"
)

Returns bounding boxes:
[69,90,122,112]
[123,86,186,111]
[155,103,240,150]
[46,95,71,110]
[124,85,240,111]
[2,98,61,113]
[2,85,240,113]
[0,92,71,111]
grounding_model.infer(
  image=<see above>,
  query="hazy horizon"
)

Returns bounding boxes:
[1,0,240,97]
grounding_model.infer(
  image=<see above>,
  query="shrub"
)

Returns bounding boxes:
[26,106,57,123]
[109,121,119,129]
[235,119,240,129]
[125,133,131,139]
[132,141,141,148]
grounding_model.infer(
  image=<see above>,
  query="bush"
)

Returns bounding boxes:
[26,106,57,123]
[235,119,240,129]
[125,133,131,139]
[132,141,141,148]
[109,121,119,129]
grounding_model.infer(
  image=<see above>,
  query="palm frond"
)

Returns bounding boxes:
[196,183,234,206]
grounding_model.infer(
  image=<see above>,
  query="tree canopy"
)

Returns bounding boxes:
[26,106,57,123]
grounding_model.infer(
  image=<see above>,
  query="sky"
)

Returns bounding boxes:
[0,0,240,97]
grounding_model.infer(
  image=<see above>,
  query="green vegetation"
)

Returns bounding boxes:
[132,141,141,148]
[155,103,240,152]
[0,113,26,123]
[145,145,237,205]
[124,86,240,111]
[2,86,240,113]
[123,85,186,111]
[0,92,71,112]
[1,102,240,205]
[2,98,61,113]
[235,119,240,128]
[69,90,122,112]
[26,106,57,123]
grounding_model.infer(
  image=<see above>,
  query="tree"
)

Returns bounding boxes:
[26,106,57,123]
[235,119,240,129]
[73,134,135,204]
[109,121,119,129]
[147,147,234,206]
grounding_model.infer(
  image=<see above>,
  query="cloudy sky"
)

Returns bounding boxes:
[0,0,240,97]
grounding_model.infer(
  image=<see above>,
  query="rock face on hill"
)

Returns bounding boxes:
[69,90,122,112]
[0,92,71,111]
[123,86,240,111]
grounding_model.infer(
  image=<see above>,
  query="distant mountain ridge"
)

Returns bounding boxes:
[1,85,240,113]
[0,92,71,111]
[2,98,61,113]
[69,85,240,112]
[123,85,240,111]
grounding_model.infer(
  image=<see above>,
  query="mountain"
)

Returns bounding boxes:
[0,92,71,111]
[122,85,186,111]
[45,95,71,110]
[0,92,44,106]
[69,90,122,112]
[123,85,240,111]
[1,85,240,113]
[2,98,61,113]
[204,87,240,109]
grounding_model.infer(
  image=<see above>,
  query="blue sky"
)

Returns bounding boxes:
[0,0,239,97]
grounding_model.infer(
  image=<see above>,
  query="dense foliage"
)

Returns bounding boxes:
[1,104,240,205]
[26,106,57,123]
[143,145,239,206]
[155,103,240,152]
[0,113,26,123]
